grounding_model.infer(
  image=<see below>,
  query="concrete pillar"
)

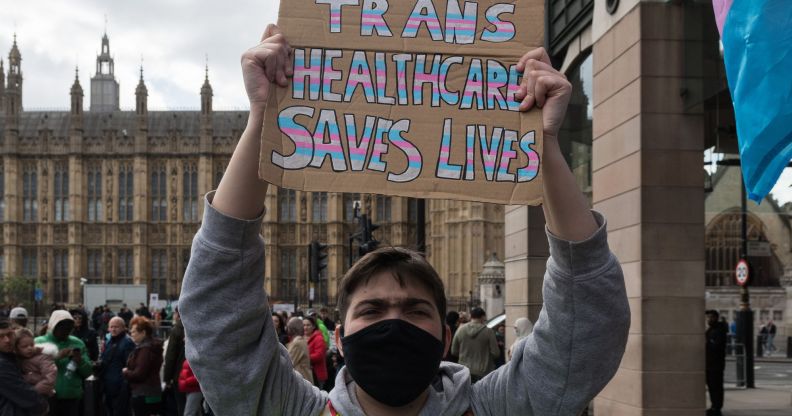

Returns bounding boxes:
[503,205,547,350]
[591,1,706,414]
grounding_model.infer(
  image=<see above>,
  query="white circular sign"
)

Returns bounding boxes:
[735,259,749,286]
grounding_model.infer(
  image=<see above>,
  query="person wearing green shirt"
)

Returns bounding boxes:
[35,310,93,416]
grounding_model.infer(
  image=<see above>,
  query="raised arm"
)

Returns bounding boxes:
[470,48,630,415]
[180,25,327,416]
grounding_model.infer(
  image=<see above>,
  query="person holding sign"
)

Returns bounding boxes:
[179,24,629,416]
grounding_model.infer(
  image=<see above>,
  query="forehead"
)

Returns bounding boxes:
[347,272,437,311]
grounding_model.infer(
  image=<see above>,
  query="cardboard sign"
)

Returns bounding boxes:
[261,0,545,205]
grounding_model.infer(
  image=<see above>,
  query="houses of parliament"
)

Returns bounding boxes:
[0,32,504,311]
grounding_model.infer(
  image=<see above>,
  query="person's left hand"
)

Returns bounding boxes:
[514,47,572,140]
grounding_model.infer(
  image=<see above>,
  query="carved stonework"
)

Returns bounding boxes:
[22,225,37,244]
[54,224,68,244]
[86,224,103,244]
[118,225,132,244]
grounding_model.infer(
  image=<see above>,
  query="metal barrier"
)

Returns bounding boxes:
[728,342,748,388]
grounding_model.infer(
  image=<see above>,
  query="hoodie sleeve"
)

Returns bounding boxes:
[34,355,58,396]
[471,211,630,416]
[180,192,327,416]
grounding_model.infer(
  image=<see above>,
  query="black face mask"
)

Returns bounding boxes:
[341,319,444,407]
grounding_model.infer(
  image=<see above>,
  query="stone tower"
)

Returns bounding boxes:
[5,34,22,116]
[90,33,120,112]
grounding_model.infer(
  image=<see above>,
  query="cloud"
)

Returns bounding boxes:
[0,0,280,110]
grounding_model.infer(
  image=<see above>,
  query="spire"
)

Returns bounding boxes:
[71,66,83,116]
[136,62,148,96]
[136,61,148,117]
[201,55,213,116]
[9,33,21,64]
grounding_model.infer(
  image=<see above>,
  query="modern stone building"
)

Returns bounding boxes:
[505,0,791,414]
[0,33,504,311]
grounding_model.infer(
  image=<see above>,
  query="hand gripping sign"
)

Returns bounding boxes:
[261,0,545,205]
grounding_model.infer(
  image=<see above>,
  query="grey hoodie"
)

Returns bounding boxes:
[180,193,630,415]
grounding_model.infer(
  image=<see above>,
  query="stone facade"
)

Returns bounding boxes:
[0,34,505,310]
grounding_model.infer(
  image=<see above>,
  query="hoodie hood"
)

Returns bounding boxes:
[48,310,74,333]
[328,362,473,416]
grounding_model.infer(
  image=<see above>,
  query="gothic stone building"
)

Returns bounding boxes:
[0,34,504,310]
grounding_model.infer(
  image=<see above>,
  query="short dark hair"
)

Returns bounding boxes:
[0,319,10,330]
[470,307,486,319]
[705,310,719,319]
[337,246,446,327]
[446,311,460,327]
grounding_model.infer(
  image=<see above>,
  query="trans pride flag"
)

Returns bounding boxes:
[713,0,792,202]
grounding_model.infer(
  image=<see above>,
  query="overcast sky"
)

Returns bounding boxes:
[1,0,789,204]
[0,0,279,110]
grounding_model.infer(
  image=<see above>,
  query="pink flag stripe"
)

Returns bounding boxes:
[712,0,734,36]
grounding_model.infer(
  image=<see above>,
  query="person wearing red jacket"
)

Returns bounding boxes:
[303,316,327,387]
[178,359,204,416]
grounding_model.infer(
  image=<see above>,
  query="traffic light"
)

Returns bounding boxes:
[357,214,380,257]
[309,240,328,282]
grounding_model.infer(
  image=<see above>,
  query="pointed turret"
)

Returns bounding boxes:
[135,64,148,117]
[6,34,23,116]
[201,58,213,116]
[70,67,84,116]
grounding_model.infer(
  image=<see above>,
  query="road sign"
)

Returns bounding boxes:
[747,241,771,257]
[735,259,749,286]
[34,288,43,302]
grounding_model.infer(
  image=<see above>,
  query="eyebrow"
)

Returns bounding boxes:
[354,297,436,312]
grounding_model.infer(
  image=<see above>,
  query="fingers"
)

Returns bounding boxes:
[516,47,551,72]
[245,27,293,87]
[534,75,571,108]
[515,55,568,111]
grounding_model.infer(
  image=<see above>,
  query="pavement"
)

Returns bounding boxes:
[721,386,792,416]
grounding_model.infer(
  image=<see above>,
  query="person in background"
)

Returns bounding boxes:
[10,306,28,329]
[35,310,93,416]
[765,320,777,355]
[458,311,471,326]
[163,308,187,416]
[705,310,727,416]
[136,303,152,320]
[118,304,134,328]
[508,317,534,361]
[272,312,289,346]
[285,317,313,383]
[0,319,48,415]
[444,311,461,362]
[451,307,500,383]
[178,358,204,416]
[15,328,57,402]
[70,309,99,362]
[319,307,336,332]
[494,323,506,368]
[303,316,327,388]
[98,317,135,416]
[123,316,163,416]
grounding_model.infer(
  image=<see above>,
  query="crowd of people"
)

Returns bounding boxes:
[0,303,209,416]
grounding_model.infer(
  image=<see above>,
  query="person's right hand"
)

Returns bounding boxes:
[56,348,72,360]
[241,24,293,115]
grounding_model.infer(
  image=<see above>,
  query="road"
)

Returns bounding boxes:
[725,359,792,387]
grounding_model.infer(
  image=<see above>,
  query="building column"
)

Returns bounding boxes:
[591,1,706,414]
[503,205,547,350]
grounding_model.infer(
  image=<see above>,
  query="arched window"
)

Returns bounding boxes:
[87,164,102,222]
[182,163,198,222]
[705,211,783,287]
[118,163,134,222]
[151,163,167,222]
